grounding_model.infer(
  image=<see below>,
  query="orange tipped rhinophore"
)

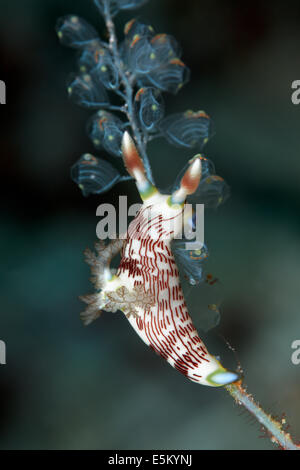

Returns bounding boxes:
[181,156,202,194]
[171,155,202,205]
[121,132,157,200]
[122,131,145,180]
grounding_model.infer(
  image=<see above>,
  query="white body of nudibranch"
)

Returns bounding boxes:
[80,132,239,387]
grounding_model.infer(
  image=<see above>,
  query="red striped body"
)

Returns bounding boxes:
[114,203,224,386]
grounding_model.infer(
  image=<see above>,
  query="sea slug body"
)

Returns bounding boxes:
[80,132,239,387]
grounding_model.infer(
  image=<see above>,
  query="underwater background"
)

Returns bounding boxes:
[0,0,300,450]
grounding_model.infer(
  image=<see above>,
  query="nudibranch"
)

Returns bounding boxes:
[80,131,239,387]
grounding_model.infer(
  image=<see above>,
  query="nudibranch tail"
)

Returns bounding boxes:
[206,369,239,386]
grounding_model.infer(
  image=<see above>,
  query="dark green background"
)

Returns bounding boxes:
[0,0,299,450]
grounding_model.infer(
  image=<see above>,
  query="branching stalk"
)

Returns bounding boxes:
[103,0,154,184]
[226,381,300,450]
